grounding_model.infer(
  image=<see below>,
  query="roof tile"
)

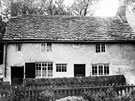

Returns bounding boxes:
[3,15,135,42]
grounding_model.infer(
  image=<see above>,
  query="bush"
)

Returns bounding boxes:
[82,87,131,101]
[7,86,25,101]
[38,89,55,101]
[82,90,106,101]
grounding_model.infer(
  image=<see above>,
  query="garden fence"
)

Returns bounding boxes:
[0,84,135,100]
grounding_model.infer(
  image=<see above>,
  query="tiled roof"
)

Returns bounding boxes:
[2,15,135,42]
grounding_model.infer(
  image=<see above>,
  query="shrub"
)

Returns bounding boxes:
[82,90,106,101]
[82,87,135,101]
[38,89,55,101]
[7,86,25,101]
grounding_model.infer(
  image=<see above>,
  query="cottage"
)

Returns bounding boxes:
[0,13,134,85]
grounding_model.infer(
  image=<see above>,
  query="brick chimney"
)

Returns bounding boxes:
[117,0,128,23]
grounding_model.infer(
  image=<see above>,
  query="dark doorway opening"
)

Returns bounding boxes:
[74,64,85,77]
[11,66,24,85]
[0,43,3,64]
[25,63,35,78]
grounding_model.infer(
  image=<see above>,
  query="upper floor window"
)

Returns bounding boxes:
[16,44,22,51]
[41,43,52,52]
[56,64,67,72]
[96,43,105,53]
[92,64,109,76]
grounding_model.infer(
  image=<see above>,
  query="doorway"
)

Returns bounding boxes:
[11,66,24,85]
[74,64,85,77]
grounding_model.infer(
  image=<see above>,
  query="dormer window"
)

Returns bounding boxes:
[96,43,105,53]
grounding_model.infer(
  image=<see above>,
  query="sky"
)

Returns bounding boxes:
[63,0,120,17]
[94,0,119,17]
[0,0,126,17]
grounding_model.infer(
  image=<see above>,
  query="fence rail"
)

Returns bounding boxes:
[0,85,135,100]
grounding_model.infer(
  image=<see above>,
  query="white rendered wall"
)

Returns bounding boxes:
[3,42,135,84]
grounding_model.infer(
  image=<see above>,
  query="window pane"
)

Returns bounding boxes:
[101,44,105,52]
[35,63,42,77]
[92,65,97,75]
[47,43,52,52]
[35,62,53,78]
[41,43,46,52]
[17,44,22,51]
[104,64,109,75]
[96,44,100,53]
[99,65,103,75]
[56,64,67,72]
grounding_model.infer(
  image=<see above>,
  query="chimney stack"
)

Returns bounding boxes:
[117,0,128,23]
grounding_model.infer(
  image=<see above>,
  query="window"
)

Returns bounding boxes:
[41,43,52,52]
[47,43,52,52]
[96,43,105,53]
[16,44,22,51]
[96,44,100,53]
[104,64,109,75]
[101,44,105,52]
[56,64,67,72]
[41,43,46,52]
[92,65,97,75]
[99,65,103,75]
[35,62,53,78]
[92,64,109,76]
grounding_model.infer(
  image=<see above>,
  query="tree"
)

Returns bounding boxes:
[38,0,70,15]
[127,0,135,13]
[0,16,6,37]
[69,0,98,16]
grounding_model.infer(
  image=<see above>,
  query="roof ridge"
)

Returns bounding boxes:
[9,14,119,19]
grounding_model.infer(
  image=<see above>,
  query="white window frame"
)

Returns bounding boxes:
[35,62,53,78]
[92,64,109,76]
[96,43,105,53]
[41,43,52,52]
[56,64,67,72]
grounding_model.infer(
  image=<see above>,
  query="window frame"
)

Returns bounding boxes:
[56,64,67,72]
[96,43,105,53]
[35,62,53,78]
[41,43,52,52]
[92,64,109,76]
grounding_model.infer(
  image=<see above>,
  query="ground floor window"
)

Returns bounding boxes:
[92,64,109,76]
[56,64,67,72]
[35,62,53,78]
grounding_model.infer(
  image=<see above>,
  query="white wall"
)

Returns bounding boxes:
[3,42,135,84]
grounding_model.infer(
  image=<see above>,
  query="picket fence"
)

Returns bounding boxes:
[0,84,135,101]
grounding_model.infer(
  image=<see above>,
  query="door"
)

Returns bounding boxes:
[74,64,85,77]
[25,63,35,78]
[11,66,24,85]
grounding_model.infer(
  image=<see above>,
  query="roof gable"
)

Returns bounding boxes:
[3,15,135,42]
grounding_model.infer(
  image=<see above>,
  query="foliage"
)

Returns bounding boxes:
[82,87,135,101]
[25,75,126,87]
[38,89,55,101]
[0,16,6,36]
[82,89,107,101]
[1,0,70,18]
[69,0,98,16]
[6,86,26,101]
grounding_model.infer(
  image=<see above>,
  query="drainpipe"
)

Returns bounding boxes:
[4,43,7,77]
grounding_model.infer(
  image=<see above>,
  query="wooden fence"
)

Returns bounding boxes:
[0,85,135,101]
